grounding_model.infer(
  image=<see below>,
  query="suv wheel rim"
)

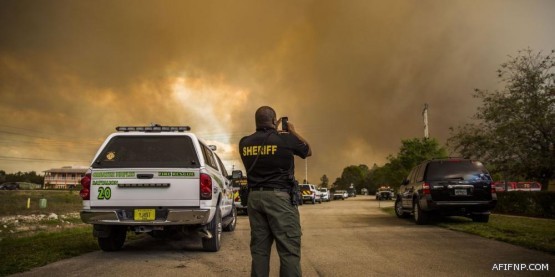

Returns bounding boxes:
[395,200,403,215]
[217,222,222,241]
[414,203,419,221]
[231,209,236,226]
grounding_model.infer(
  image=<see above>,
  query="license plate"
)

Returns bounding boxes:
[134,209,155,221]
[454,189,467,196]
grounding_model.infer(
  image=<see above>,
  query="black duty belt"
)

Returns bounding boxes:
[250,187,290,192]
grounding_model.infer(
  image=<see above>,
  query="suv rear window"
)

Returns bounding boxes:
[92,136,200,168]
[425,160,491,181]
[301,185,311,190]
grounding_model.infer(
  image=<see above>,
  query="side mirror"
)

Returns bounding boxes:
[208,145,217,151]
[231,170,243,180]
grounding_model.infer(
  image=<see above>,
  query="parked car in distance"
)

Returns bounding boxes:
[514,181,542,191]
[0,182,20,190]
[300,184,322,204]
[395,158,497,224]
[361,188,368,195]
[376,186,394,200]
[493,181,542,192]
[492,181,512,193]
[318,188,330,202]
[333,190,347,200]
[232,176,248,214]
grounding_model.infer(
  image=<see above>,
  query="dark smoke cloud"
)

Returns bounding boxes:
[1,0,554,183]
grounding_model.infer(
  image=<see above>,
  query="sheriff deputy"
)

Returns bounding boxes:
[239,106,311,277]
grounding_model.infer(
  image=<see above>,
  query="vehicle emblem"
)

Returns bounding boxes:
[106,152,116,160]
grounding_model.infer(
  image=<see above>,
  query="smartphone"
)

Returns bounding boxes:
[281,117,289,132]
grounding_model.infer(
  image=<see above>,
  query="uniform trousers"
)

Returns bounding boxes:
[248,190,302,277]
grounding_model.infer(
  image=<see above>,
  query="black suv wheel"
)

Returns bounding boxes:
[395,197,410,218]
[413,200,430,225]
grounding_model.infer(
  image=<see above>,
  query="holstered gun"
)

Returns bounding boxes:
[289,179,301,206]
[239,183,249,208]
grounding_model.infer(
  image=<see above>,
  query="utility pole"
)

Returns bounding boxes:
[305,159,308,184]
[422,103,429,139]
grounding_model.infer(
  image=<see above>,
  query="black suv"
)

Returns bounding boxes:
[395,159,497,224]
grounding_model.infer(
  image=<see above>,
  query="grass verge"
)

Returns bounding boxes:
[381,207,555,254]
[0,190,146,276]
[0,190,82,216]
[0,226,97,276]
[0,226,145,276]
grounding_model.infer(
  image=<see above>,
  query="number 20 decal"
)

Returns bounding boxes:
[97,187,112,200]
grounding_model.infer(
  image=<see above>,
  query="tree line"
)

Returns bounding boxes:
[328,138,447,193]
[0,170,44,184]
[319,49,554,192]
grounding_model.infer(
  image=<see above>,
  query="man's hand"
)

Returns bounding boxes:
[281,120,311,157]
[276,118,295,134]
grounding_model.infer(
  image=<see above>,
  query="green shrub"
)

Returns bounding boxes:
[495,191,555,218]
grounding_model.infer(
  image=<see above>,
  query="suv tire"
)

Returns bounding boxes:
[202,208,222,252]
[395,197,410,218]
[98,226,127,252]
[471,214,490,223]
[413,200,430,225]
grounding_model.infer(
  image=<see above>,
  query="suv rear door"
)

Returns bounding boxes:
[400,165,421,207]
[90,134,202,208]
[425,160,493,201]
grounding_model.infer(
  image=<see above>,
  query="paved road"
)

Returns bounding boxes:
[14,196,554,276]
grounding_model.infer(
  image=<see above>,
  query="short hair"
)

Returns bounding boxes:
[255,106,276,128]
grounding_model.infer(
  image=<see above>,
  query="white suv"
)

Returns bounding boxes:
[300,184,322,204]
[318,188,330,202]
[79,125,237,252]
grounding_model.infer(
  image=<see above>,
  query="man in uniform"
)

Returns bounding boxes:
[239,106,311,277]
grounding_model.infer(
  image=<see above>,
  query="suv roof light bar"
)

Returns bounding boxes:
[115,126,191,132]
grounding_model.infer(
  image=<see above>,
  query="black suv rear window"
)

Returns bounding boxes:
[92,136,200,168]
[425,160,491,181]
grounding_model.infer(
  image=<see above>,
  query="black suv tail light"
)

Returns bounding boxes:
[79,173,91,200]
[422,182,431,195]
[200,173,213,200]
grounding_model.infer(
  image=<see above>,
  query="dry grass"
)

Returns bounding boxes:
[0,190,85,239]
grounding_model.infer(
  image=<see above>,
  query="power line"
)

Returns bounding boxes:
[0,125,101,140]
[0,155,89,163]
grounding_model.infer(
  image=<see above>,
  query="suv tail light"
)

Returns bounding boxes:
[490,183,496,194]
[200,173,213,200]
[422,182,431,195]
[79,173,91,200]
